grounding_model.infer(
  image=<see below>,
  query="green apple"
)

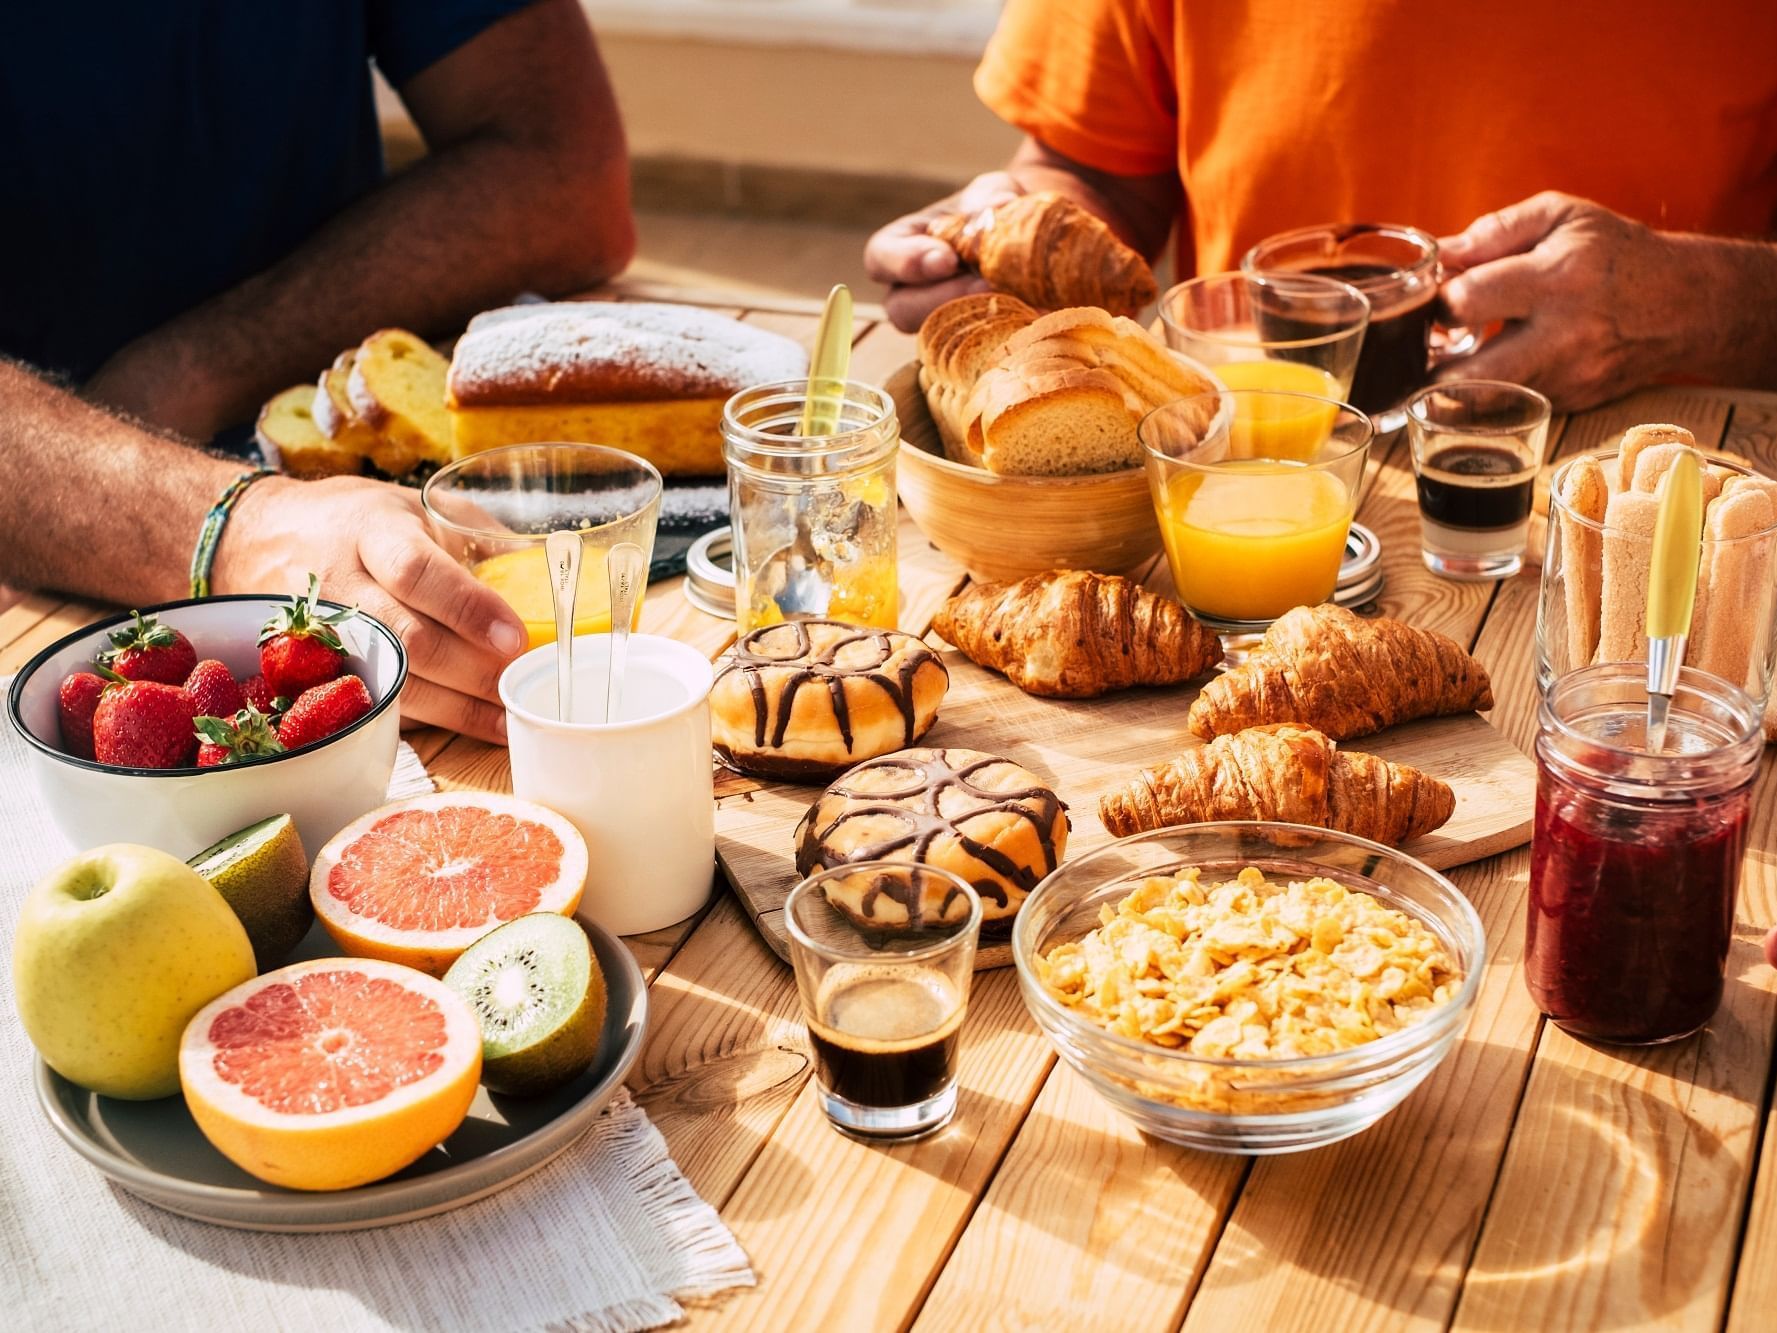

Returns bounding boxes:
[13,844,257,1099]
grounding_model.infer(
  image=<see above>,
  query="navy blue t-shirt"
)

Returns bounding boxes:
[0,1,534,382]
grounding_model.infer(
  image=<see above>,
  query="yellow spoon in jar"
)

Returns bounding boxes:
[1645,448,1704,754]
[799,283,853,438]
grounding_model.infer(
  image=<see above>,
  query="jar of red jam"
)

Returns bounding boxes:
[1526,663,1761,1044]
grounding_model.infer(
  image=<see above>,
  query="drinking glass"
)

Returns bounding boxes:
[1406,380,1550,581]
[422,443,662,649]
[1242,223,1469,432]
[1536,450,1777,705]
[723,379,899,635]
[785,861,981,1141]
[1141,390,1373,629]
[1157,271,1370,401]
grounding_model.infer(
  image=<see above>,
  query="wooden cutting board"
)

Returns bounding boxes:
[714,643,1537,971]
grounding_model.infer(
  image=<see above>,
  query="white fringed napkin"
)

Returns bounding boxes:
[0,704,753,1331]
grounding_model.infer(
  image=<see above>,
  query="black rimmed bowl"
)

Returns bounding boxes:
[6,595,407,862]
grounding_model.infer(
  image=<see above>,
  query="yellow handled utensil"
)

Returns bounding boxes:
[799,283,853,438]
[1644,447,1704,753]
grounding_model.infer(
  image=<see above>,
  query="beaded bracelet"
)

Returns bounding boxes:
[189,468,273,598]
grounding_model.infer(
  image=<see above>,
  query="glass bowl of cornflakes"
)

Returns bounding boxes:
[1012,822,1485,1154]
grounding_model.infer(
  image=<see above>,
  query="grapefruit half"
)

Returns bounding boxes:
[310,793,588,976]
[179,958,482,1191]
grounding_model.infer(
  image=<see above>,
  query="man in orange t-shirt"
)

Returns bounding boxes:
[865,0,1777,410]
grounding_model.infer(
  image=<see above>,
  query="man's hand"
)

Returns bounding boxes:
[1436,192,1712,411]
[864,172,1023,333]
[215,476,527,744]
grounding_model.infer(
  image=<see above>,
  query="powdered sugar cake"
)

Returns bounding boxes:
[447,302,808,406]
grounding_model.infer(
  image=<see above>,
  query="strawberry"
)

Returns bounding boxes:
[98,610,197,684]
[91,671,198,768]
[259,574,355,698]
[193,706,286,768]
[57,672,108,760]
[240,673,283,716]
[184,660,245,720]
[278,674,373,751]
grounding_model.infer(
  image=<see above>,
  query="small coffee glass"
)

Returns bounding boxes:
[1242,223,1471,432]
[1157,271,1371,401]
[785,862,981,1141]
[1406,380,1550,581]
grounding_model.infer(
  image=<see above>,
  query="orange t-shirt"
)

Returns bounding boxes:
[975,0,1777,276]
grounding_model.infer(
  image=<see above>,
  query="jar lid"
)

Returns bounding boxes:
[1336,521,1385,610]
[684,525,736,619]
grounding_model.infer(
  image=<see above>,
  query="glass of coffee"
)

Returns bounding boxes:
[1405,379,1550,580]
[1242,223,1459,432]
[1157,272,1371,402]
[785,861,981,1141]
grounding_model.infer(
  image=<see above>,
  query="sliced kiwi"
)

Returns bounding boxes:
[444,913,606,1096]
[188,813,312,971]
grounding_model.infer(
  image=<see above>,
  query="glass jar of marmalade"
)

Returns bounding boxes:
[1526,664,1761,1044]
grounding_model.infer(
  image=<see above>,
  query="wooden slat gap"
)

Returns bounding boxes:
[1166,1157,1260,1333]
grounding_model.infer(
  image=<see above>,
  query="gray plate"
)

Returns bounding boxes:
[34,918,647,1232]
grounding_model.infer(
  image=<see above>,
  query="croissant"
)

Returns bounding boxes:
[933,570,1223,698]
[929,193,1158,318]
[1099,724,1455,846]
[1187,604,1493,742]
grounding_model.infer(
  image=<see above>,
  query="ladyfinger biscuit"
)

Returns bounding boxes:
[1558,455,1609,671]
[1596,489,1659,663]
[1631,443,1723,507]
[1615,424,1696,492]
[1693,487,1776,688]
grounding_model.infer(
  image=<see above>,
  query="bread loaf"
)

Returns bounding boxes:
[347,329,454,474]
[255,386,364,480]
[446,302,807,475]
[960,309,1219,476]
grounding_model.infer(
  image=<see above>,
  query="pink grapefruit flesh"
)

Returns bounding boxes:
[179,958,482,1191]
[310,793,588,976]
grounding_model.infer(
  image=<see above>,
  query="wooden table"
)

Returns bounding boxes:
[7,286,1777,1332]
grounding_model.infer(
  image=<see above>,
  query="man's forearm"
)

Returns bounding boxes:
[0,361,240,604]
[88,1,633,440]
[1007,138,1182,263]
[1672,233,1777,390]
[90,127,631,440]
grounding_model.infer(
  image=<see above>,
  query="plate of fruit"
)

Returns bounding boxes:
[19,791,648,1231]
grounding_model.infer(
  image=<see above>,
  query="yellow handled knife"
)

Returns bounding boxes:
[1644,447,1703,752]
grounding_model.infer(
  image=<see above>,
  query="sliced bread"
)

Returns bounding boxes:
[312,349,385,453]
[256,385,365,480]
[347,329,453,473]
[970,363,1140,476]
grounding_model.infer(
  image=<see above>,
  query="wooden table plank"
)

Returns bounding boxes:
[914,1060,1245,1332]
[0,599,106,674]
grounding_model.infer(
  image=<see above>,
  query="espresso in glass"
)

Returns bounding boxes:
[1406,381,1551,580]
[1243,224,1444,431]
[785,861,981,1141]
[806,965,964,1109]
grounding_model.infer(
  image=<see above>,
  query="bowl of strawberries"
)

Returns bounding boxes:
[6,577,406,862]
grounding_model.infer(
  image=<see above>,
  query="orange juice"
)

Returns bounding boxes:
[1210,361,1342,461]
[473,547,643,648]
[1157,461,1353,621]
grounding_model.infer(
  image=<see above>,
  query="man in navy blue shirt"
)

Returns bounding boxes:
[0,0,635,743]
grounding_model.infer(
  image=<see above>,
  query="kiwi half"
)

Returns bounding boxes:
[444,913,606,1096]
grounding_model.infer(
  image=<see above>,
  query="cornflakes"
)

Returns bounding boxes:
[1036,866,1463,1062]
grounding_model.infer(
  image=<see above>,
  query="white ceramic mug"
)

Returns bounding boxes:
[500,634,715,935]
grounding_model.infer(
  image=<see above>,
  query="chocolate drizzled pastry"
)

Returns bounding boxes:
[711,620,949,782]
[795,746,1069,932]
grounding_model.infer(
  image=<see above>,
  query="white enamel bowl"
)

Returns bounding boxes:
[7,595,406,862]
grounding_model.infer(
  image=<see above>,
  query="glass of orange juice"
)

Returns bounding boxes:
[1158,272,1370,407]
[421,443,662,648]
[1141,389,1373,628]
